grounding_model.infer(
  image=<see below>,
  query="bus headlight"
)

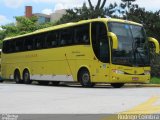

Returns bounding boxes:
[144,70,150,75]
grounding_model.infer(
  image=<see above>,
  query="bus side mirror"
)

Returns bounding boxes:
[108,32,118,49]
[148,37,159,54]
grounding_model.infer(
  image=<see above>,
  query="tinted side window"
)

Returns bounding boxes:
[59,28,73,46]
[3,41,6,53]
[6,40,15,53]
[46,31,59,48]
[2,41,8,53]
[34,34,46,50]
[24,36,35,51]
[3,40,18,53]
[74,24,90,44]
[15,38,24,52]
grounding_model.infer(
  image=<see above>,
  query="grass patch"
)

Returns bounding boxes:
[150,77,160,84]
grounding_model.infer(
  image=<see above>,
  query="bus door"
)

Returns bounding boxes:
[91,22,110,82]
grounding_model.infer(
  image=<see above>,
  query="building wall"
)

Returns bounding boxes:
[34,13,51,24]
[24,6,66,24]
[37,16,50,24]
[25,6,32,18]
[51,9,66,22]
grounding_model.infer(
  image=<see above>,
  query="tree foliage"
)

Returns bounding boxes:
[58,0,107,24]
[58,3,90,24]
[88,0,107,18]
[1,23,19,38]
[0,30,6,40]
[0,16,38,38]
[0,16,56,40]
[121,0,136,10]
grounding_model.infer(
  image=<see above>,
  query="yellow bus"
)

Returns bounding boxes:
[1,18,159,88]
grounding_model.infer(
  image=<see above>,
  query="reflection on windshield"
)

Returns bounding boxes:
[108,22,150,66]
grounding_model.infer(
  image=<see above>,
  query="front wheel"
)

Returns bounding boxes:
[78,69,95,87]
[23,70,32,84]
[111,83,124,88]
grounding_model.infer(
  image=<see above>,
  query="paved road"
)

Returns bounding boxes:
[0,82,160,114]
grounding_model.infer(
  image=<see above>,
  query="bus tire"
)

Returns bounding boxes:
[38,81,49,85]
[51,81,60,86]
[23,70,32,84]
[78,69,95,87]
[111,83,124,88]
[14,70,22,84]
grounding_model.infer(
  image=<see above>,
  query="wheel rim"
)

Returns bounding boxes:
[15,74,19,82]
[24,72,29,82]
[82,73,90,85]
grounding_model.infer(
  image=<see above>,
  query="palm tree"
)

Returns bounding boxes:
[121,0,136,12]
[105,3,118,17]
[121,0,136,19]
[88,0,107,18]
[88,0,107,10]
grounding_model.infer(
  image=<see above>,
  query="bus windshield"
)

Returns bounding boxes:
[108,22,150,67]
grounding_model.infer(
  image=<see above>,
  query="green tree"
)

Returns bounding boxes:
[1,23,19,37]
[15,16,38,34]
[59,0,108,24]
[1,16,38,38]
[105,2,126,18]
[1,16,56,39]
[0,30,6,40]
[105,0,136,18]
[121,0,136,11]
[58,3,91,24]
[0,29,6,48]
[88,0,106,10]
[88,0,107,18]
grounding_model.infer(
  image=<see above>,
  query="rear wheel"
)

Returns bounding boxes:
[78,69,95,87]
[38,81,49,85]
[14,70,22,84]
[111,83,124,88]
[23,70,32,84]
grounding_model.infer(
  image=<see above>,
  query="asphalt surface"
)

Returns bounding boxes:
[0,82,160,115]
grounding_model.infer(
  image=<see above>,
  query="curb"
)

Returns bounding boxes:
[125,84,160,87]
[141,84,160,87]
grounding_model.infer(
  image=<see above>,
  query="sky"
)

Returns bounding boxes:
[0,0,160,26]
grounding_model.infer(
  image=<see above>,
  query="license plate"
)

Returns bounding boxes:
[132,77,139,81]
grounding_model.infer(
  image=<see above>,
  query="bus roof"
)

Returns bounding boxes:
[4,18,142,41]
